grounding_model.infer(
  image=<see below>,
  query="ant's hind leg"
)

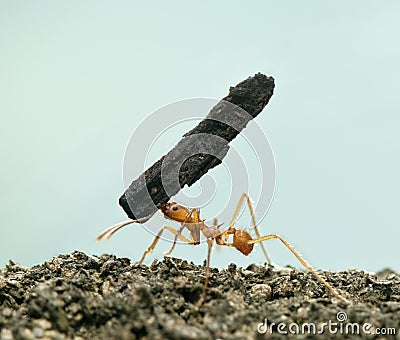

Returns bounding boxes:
[139,226,192,265]
[226,234,349,304]
[229,193,272,265]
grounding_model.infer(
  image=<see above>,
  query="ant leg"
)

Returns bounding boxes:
[164,208,197,256]
[139,226,192,265]
[242,193,272,265]
[163,224,185,256]
[225,234,349,304]
[195,239,213,310]
[228,192,272,264]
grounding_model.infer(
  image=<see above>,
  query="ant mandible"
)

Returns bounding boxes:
[96,192,349,308]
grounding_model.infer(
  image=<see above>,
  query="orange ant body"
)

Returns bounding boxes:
[97,193,349,307]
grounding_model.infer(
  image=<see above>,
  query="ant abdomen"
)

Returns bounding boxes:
[233,229,254,256]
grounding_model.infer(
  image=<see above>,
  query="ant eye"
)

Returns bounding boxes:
[172,205,178,211]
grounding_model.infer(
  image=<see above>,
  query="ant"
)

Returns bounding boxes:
[96,192,349,308]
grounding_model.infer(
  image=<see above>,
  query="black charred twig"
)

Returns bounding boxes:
[119,73,275,221]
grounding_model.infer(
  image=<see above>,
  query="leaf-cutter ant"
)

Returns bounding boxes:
[97,192,349,308]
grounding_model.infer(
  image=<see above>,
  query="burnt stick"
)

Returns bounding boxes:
[119,73,275,221]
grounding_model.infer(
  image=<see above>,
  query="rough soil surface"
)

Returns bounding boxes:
[1,251,399,339]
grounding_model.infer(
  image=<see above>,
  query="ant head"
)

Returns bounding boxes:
[157,202,192,223]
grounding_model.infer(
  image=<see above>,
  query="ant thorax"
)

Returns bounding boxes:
[201,224,221,239]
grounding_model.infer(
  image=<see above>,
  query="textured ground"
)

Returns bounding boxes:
[0,251,399,339]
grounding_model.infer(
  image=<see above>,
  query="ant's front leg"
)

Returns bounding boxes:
[139,225,192,265]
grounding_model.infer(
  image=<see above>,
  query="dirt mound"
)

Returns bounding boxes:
[1,251,399,339]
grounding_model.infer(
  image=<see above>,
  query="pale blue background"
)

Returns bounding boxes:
[1,1,399,272]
